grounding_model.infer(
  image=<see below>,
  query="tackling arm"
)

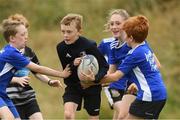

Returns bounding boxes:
[100,70,124,84]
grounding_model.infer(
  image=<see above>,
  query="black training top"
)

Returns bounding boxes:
[6,46,39,106]
[56,36,109,87]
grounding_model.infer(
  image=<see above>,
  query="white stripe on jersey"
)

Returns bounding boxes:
[15,98,36,106]
[110,40,119,49]
[0,63,13,76]
[103,37,115,43]
[6,87,20,92]
[110,40,126,49]
[7,87,35,94]
[133,67,152,101]
[128,41,146,54]
[7,90,35,99]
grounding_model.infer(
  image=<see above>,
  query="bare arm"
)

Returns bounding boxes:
[100,70,124,84]
[101,64,116,86]
[26,62,71,78]
[34,73,63,87]
[153,54,161,69]
[34,73,51,84]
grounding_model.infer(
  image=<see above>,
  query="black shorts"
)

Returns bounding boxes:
[63,85,102,116]
[108,87,125,103]
[129,99,166,119]
[15,99,41,119]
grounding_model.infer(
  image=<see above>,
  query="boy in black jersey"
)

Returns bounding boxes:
[56,13,108,120]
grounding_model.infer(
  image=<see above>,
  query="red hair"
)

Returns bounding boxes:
[122,15,149,43]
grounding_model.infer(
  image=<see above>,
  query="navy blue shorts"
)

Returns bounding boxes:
[108,87,125,103]
[129,99,166,119]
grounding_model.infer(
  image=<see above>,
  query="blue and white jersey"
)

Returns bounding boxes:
[14,56,31,77]
[118,42,167,101]
[108,41,132,90]
[98,37,116,62]
[0,44,30,98]
[98,37,129,90]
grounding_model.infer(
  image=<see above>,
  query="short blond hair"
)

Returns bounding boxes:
[8,13,29,28]
[60,13,83,31]
[1,19,24,42]
[105,9,130,31]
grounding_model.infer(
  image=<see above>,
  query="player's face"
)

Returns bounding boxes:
[109,14,124,39]
[60,23,80,45]
[121,30,132,47]
[11,24,28,50]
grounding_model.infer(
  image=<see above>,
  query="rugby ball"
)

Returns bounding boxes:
[77,55,99,82]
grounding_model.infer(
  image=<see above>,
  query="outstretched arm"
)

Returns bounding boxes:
[79,69,124,85]
[35,73,63,87]
[100,70,124,84]
[26,62,71,78]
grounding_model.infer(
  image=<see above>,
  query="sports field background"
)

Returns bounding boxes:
[0,0,180,119]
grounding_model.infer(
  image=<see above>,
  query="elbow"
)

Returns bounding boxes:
[157,64,162,69]
[31,65,42,74]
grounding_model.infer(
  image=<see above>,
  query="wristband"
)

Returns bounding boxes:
[48,80,52,86]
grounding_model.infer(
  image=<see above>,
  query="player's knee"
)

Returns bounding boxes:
[0,109,15,120]
[1,115,15,120]
[29,112,43,120]
[118,112,128,119]
[64,110,74,119]
[89,115,99,120]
